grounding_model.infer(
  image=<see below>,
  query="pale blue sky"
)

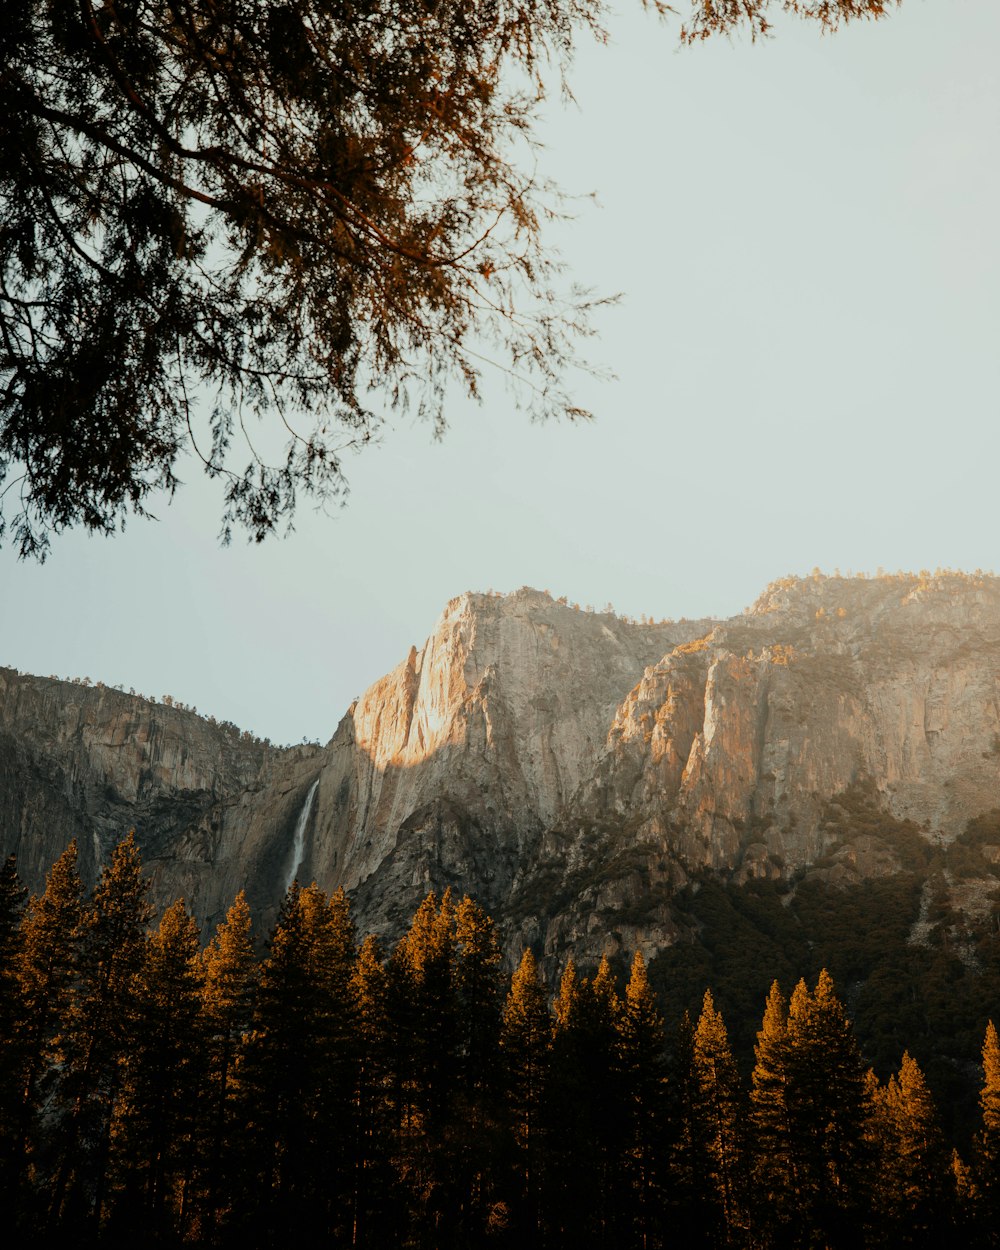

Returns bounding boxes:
[1,1,997,744]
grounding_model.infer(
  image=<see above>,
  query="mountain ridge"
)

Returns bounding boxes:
[4,571,1000,972]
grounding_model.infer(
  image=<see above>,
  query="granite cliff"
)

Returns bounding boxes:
[4,572,1000,968]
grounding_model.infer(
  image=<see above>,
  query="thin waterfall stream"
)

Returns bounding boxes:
[284,779,319,893]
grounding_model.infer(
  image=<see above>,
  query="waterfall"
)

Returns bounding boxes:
[284,779,319,893]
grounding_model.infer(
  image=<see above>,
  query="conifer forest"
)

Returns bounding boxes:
[4,836,1000,1249]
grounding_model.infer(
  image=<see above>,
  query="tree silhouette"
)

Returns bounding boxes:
[237,881,359,1243]
[197,890,256,1240]
[691,989,744,1243]
[0,854,27,1205]
[873,1052,950,1247]
[7,844,83,1219]
[748,972,876,1248]
[501,948,552,1240]
[110,898,205,1238]
[618,950,668,1249]
[2,0,905,554]
[5,858,998,1246]
[48,832,153,1236]
[546,954,626,1246]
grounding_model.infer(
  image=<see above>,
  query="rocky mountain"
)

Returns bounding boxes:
[4,572,1000,974]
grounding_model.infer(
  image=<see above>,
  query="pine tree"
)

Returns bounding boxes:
[810,969,872,1242]
[544,956,586,1245]
[351,933,397,1249]
[454,895,503,1097]
[309,885,360,1240]
[748,979,792,1243]
[863,1067,895,1243]
[394,889,459,1128]
[691,989,744,1243]
[553,957,582,1032]
[977,1019,1000,1236]
[748,972,871,1248]
[0,853,25,1037]
[385,890,469,1243]
[591,954,629,1243]
[502,948,551,1140]
[0,854,27,1200]
[618,950,667,1250]
[545,954,625,1247]
[237,881,359,1244]
[9,843,84,1216]
[500,948,552,1241]
[666,1010,708,1244]
[109,898,205,1239]
[197,890,256,1237]
[47,831,153,1235]
[877,1052,950,1246]
[951,1148,979,1246]
[441,897,505,1243]
[983,1021,1000,1140]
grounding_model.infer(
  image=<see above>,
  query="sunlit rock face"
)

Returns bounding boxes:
[305,590,709,933]
[4,573,1000,964]
[0,590,707,935]
[600,573,1000,856]
[494,574,1000,968]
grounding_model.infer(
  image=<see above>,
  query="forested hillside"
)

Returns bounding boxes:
[3,838,1000,1248]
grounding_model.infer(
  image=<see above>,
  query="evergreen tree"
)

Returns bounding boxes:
[443,897,505,1243]
[385,890,468,1244]
[351,933,397,1249]
[454,895,503,1096]
[749,972,871,1249]
[666,1010,708,1245]
[500,948,552,1241]
[9,858,1000,1247]
[618,950,667,1250]
[691,989,744,1245]
[982,1021,1000,1140]
[0,854,27,1200]
[863,1067,896,1244]
[237,881,359,1245]
[748,979,792,1245]
[951,1148,979,1246]
[545,954,625,1248]
[9,843,84,1217]
[544,956,585,1245]
[667,991,745,1249]
[553,957,582,1031]
[877,1052,950,1246]
[312,885,361,1239]
[976,1018,1000,1239]
[47,831,153,1235]
[0,853,25,1039]
[109,898,205,1239]
[592,954,629,1244]
[783,972,871,1248]
[394,889,459,1128]
[196,890,256,1237]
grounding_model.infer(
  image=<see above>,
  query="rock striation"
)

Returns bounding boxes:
[4,572,1000,966]
[304,590,711,933]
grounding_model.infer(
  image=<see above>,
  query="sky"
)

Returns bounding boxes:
[1,1,998,745]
